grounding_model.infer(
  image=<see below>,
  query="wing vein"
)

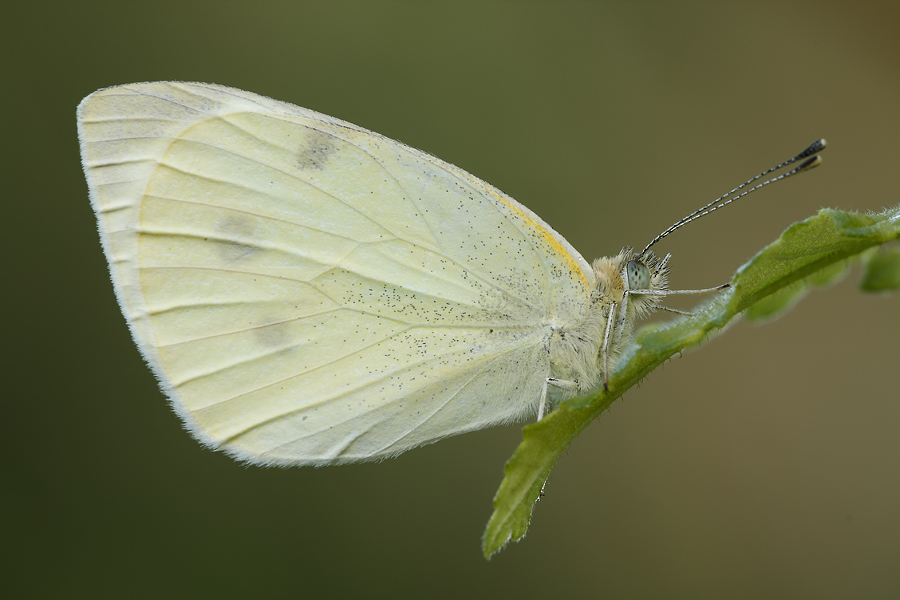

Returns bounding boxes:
[231,336,544,450]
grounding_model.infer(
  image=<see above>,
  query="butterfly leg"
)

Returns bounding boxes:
[538,378,549,421]
[601,301,618,391]
[658,305,693,316]
[536,376,579,499]
[639,283,731,298]
[632,282,729,317]
[543,377,580,419]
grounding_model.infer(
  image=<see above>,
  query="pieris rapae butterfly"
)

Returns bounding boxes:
[77,82,824,466]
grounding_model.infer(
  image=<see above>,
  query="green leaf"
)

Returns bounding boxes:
[745,260,850,322]
[483,206,900,558]
[860,246,900,291]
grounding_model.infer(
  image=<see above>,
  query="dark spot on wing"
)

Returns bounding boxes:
[254,319,291,349]
[297,128,339,170]
[214,215,258,262]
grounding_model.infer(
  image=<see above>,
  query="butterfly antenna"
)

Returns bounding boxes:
[639,138,826,256]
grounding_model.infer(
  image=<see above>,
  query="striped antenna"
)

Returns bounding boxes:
[639,139,826,256]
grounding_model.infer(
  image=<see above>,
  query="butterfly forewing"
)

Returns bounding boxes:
[78,82,593,465]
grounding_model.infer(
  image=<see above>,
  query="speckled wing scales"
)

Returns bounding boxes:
[78,81,593,465]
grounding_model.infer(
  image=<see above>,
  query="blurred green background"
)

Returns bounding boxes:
[6,2,899,598]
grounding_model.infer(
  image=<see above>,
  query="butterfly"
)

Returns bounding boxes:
[78,82,824,466]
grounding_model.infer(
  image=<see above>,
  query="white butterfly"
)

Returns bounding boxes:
[78,82,821,466]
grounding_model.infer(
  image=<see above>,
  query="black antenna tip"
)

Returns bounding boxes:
[797,138,827,159]
[797,155,823,173]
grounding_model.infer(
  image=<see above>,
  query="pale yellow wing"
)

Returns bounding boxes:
[78,81,593,465]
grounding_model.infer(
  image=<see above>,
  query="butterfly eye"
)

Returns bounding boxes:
[625,259,650,290]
